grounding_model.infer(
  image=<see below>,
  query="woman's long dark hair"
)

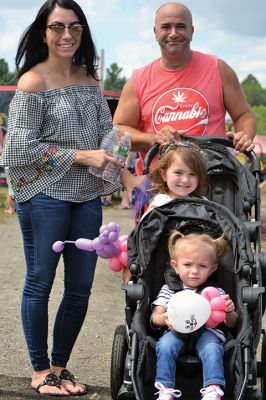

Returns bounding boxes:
[15,0,98,79]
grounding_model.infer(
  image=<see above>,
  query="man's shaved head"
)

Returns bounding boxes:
[155,2,193,27]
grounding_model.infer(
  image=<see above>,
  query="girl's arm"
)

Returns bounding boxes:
[224,294,238,328]
[120,168,146,201]
[151,305,169,327]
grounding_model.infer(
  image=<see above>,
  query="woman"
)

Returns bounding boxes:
[0,0,120,396]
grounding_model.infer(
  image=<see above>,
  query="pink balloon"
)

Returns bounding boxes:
[92,237,103,251]
[206,310,226,328]
[119,235,128,242]
[52,241,65,253]
[205,316,218,328]
[119,251,128,266]
[210,296,226,311]
[75,238,94,251]
[205,297,226,327]
[201,287,226,328]
[108,256,125,272]
[120,241,127,252]
[201,286,221,302]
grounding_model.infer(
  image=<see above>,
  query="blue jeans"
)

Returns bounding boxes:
[15,193,102,371]
[156,329,225,388]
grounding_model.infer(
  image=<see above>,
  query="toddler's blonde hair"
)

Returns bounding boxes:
[168,230,227,264]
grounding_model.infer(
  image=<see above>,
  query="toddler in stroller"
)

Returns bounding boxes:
[152,230,237,400]
[110,138,266,400]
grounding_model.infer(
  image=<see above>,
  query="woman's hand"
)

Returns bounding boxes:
[74,149,120,168]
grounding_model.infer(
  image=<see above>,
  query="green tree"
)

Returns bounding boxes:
[104,63,126,92]
[0,59,17,85]
[252,105,266,135]
[241,74,266,106]
[240,74,266,135]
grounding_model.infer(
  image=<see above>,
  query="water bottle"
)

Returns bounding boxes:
[103,131,131,183]
[89,126,119,178]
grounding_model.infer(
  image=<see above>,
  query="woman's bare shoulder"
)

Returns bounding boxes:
[17,70,46,93]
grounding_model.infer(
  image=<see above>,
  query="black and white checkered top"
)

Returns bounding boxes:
[0,85,121,202]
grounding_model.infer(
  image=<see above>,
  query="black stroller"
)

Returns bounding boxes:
[110,138,266,400]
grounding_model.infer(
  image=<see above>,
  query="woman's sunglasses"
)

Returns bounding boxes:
[46,23,84,37]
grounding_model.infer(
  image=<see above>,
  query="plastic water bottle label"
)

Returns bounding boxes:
[117,144,130,160]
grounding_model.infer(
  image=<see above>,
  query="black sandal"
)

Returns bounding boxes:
[33,373,67,396]
[59,369,88,396]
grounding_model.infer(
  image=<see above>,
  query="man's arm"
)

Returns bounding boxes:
[219,59,256,152]
[113,78,154,151]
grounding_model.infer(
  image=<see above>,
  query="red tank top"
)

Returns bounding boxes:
[132,51,225,174]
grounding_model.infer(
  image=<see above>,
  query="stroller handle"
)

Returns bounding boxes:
[143,136,260,175]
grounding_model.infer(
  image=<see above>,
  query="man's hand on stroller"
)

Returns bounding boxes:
[225,130,255,152]
[152,126,182,145]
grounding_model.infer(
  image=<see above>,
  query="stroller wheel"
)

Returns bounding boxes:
[110,324,128,400]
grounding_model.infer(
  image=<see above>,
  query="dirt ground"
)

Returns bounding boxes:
[0,201,265,399]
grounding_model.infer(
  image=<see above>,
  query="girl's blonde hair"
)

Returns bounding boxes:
[150,144,209,197]
[168,230,227,264]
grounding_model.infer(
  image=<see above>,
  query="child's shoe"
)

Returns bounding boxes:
[200,385,224,399]
[155,382,182,399]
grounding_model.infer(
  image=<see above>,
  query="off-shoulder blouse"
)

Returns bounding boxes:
[0,85,121,202]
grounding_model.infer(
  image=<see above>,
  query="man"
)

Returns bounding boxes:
[113,2,256,175]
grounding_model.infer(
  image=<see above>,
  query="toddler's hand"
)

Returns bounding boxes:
[223,294,235,313]
[165,313,174,330]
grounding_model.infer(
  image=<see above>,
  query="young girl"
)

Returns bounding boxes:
[121,139,209,219]
[143,140,209,217]
[152,230,238,400]
[121,139,209,281]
